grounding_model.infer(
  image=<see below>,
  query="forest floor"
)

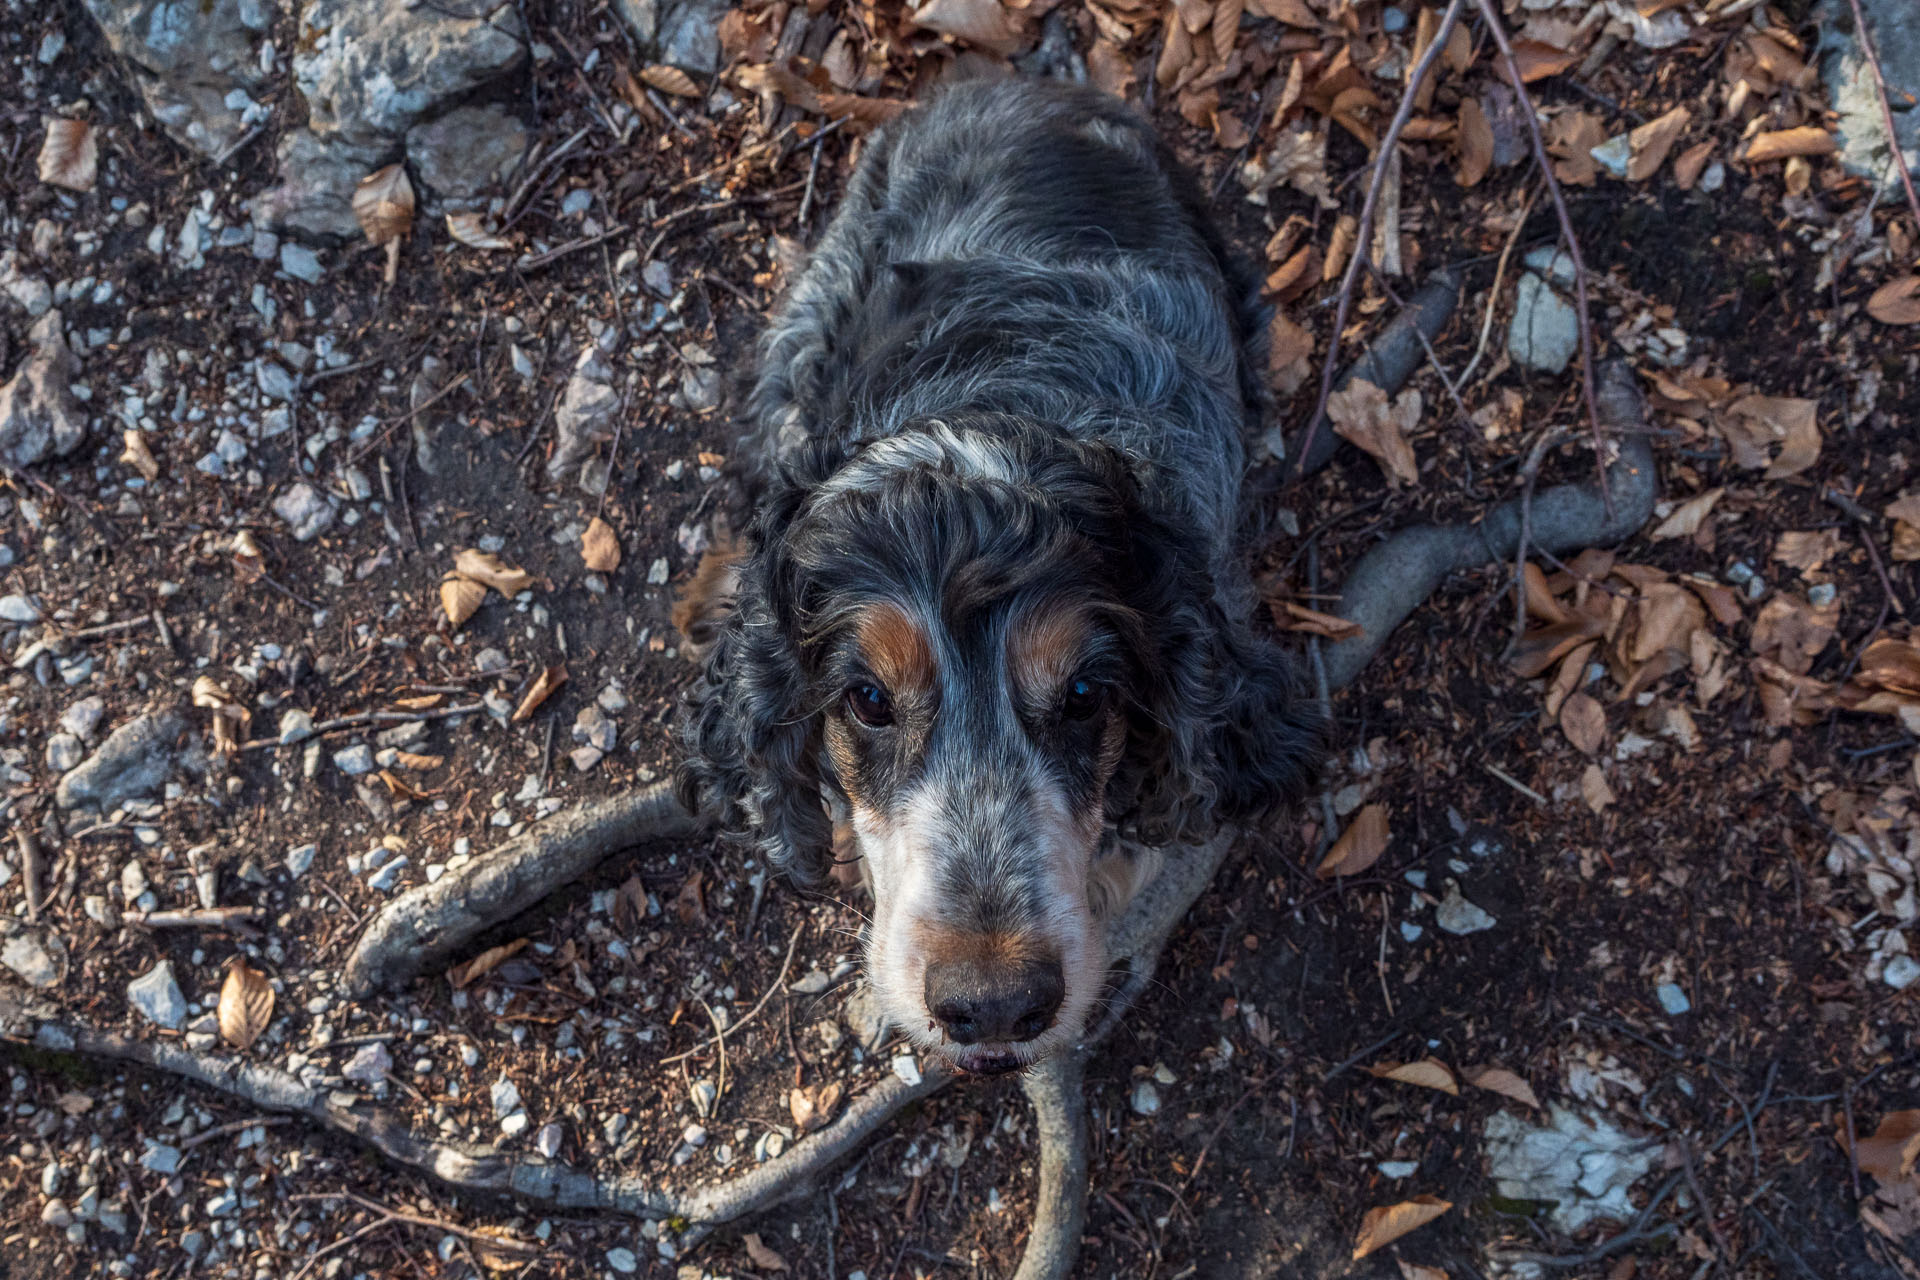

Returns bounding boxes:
[3,0,1920,1277]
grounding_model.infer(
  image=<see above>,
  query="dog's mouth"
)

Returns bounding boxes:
[940,1045,1034,1077]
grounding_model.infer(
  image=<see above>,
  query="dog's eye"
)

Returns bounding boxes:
[846,681,895,728]
[1061,676,1106,721]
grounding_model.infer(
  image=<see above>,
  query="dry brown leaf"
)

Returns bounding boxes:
[1723,394,1821,479]
[1263,245,1319,301]
[1772,529,1842,574]
[467,1225,540,1268]
[718,9,778,63]
[231,530,266,585]
[191,676,252,753]
[446,212,513,251]
[512,663,567,722]
[1546,110,1605,186]
[1559,691,1606,756]
[1845,1110,1920,1184]
[1510,39,1578,82]
[455,548,534,594]
[1744,126,1837,163]
[1462,1065,1541,1109]
[1354,1196,1453,1259]
[1456,97,1492,188]
[449,938,529,988]
[1398,1263,1448,1280]
[120,429,160,481]
[1650,488,1724,540]
[911,0,1024,55]
[1367,1058,1460,1095]
[789,1080,845,1133]
[1274,600,1364,641]
[1316,804,1389,879]
[1672,140,1714,190]
[640,64,701,97]
[1868,277,1920,326]
[39,118,98,192]
[56,1091,94,1115]
[218,959,275,1050]
[742,1233,791,1272]
[1632,582,1708,664]
[353,164,415,246]
[441,573,487,629]
[392,750,445,771]
[675,867,708,924]
[1268,312,1314,395]
[581,517,622,573]
[1328,378,1422,487]
[1627,106,1690,182]
[1581,762,1616,813]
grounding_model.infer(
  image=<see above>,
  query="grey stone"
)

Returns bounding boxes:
[1435,881,1497,935]
[78,0,278,158]
[1885,954,1920,990]
[59,695,106,740]
[273,482,335,541]
[840,983,892,1053]
[333,743,375,775]
[278,708,315,744]
[1507,273,1580,374]
[278,243,324,283]
[256,359,297,401]
[1654,982,1690,1015]
[128,960,188,1029]
[295,0,526,149]
[0,593,42,623]
[405,105,529,202]
[607,1246,639,1274]
[45,732,84,773]
[1484,1105,1657,1233]
[1130,1080,1161,1116]
[535,1121,564,1159]
[0,310,86,470]
[1821,0,1920,190]
[342,1042,392,1083]
[1,928,67,988]
[491,1076,521,1119]
[56,709,189,810]
[285,842,317,878]
[548,344,619,487]
[618,0,731,72]
[248,131,384,240]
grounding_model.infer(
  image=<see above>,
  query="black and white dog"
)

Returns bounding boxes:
[678,78,1319,1074]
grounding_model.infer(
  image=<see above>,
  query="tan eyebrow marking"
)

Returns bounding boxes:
[1008,603,1091,700]
[855,602,937,698]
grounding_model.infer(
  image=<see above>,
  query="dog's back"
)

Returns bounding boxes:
[746,78,1262,564]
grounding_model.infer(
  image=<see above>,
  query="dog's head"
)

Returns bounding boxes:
[678,419,1317,1072]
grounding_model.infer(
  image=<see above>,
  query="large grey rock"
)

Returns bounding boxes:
[80,0,278,158]
[295,0,525,149]
[55,709,188,810]
[1484,1105,1657,1233]
[1,926,68,989]
[1821,0,1920,189]
[0,310,86,470]
[618,0,732,73]
[253,0,528,239]
[406,105,529,204]
[272,482,336,541]
[248,130,385,241]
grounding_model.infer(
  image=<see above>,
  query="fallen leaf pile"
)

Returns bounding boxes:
[1844,1109,1920,1247]
[442,548,537,628]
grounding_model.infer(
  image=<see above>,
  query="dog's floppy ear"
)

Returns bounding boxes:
[1100,461,1322,846]
[675,477,838,886]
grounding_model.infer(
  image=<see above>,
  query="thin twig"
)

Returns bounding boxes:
[238,702,484,753]
[1460,181,1539,387]
[1474,0,1612,515]
[123,906,264,930]
[661,922,805,1066]
[17,826,46,921]
[1295,0,1465,480]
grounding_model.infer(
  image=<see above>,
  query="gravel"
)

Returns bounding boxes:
[127,960,188,1029]
[272,482,336,542]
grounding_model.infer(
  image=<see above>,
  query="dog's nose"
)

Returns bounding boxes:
[925,953,1064,1045]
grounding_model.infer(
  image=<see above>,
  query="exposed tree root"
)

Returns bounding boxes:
[1320,359,1657,691]
[344,780,701,998]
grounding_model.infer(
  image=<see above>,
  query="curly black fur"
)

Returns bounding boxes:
[675,78,1321,885]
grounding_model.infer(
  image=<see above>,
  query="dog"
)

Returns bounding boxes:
[676,78,1320,1075]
